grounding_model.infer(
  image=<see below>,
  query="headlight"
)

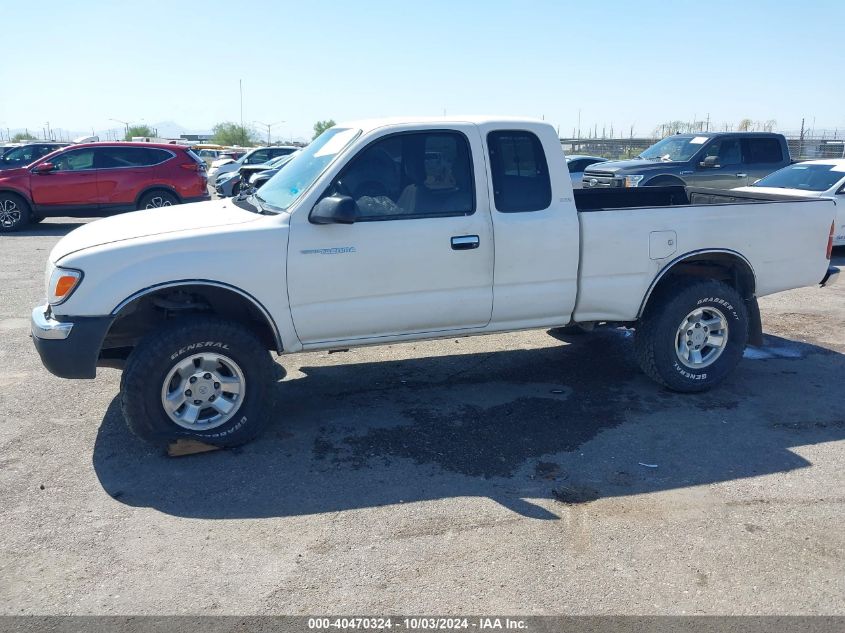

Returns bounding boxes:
[48,266,83,305]
[624,175,645,188]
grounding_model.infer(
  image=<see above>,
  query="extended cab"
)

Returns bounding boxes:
[30,117,839,447]
[582,132,792,189]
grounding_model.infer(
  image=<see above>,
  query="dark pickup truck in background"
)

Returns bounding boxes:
[582,132,791,189]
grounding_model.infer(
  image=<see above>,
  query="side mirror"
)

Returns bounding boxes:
[33,162,56,174]
[699,156,719,169]
[310,195,357,224]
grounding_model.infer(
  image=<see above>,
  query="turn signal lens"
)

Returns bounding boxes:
[827,221,834,260]
[48,267,83,305]
[55,276,77,296]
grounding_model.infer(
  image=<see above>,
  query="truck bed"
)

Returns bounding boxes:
[573,185,829,211]
[572,186,834,324]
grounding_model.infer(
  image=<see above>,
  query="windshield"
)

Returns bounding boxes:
[1,145,44,167]
[639,135,708,162]
[256,128,360,212]
[753,163,845,192]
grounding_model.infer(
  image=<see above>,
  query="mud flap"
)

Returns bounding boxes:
[745,297,763,347]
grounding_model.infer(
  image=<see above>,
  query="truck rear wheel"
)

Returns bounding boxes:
[120,316,276,447]
[634,280,748,392]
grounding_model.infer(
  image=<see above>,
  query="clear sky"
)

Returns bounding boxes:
[1,0,841,141]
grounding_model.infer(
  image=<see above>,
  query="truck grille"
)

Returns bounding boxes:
[582,170,621,187]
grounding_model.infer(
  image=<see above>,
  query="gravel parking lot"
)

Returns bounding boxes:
[1,217,843,615]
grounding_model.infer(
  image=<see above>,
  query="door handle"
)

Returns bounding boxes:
[736,173,747,178]
[451,235,479,250]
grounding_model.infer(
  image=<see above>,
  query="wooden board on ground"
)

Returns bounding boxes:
[167,439,221,457]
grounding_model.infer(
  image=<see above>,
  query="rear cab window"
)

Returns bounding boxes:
[487,130,552,212]
[743,137,783,164]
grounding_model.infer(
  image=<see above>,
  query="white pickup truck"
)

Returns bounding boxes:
[31,117,839,447]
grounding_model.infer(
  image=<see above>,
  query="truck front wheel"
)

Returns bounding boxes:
[120,317,276,446]
[634,280,748,392]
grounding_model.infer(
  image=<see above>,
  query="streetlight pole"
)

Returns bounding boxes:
[254,120,285,146]
[110,118,130,140]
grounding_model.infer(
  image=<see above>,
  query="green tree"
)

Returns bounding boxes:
[211,121,256,146]
[124,124,155,140]
[312,119,336,139]
[11,131,35,142]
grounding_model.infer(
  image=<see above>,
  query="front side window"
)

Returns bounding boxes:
[245,149,270,164]
[487,130,551,212]
[323,131,474,221]
[702,138,742,166]
[270,147,296,158]
[567,159,586,172]
[51,149,95,171]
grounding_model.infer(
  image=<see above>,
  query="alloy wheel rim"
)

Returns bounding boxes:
[0,200,21,228]
[675,307,729,369]
[145,196,172,209]
[160,352,245,430]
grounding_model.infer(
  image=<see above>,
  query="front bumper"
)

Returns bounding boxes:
[31,305,114,379]
[821,266,840,287]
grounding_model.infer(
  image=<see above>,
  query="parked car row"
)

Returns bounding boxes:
[207,145,299,185]
[192,145,247,167]
[2,129,840,246]
[215,151,300,197]
[0,142,209,232]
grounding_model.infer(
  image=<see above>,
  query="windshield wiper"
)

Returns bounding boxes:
[248,193,282,215]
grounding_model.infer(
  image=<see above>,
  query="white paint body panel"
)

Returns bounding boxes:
[45,116,837,357]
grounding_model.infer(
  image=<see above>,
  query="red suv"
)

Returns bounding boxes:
[0,142,209,232]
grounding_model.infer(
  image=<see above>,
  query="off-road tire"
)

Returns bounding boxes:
[120,316,275,447]
[634,280,748,392]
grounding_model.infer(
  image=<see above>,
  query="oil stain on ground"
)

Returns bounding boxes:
[313,330,647,478]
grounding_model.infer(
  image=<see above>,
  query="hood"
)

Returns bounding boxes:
[733,186,824,199]
[583,158,686,174]
[50,198,262,263]
[0,166,30,178]
[210,158,236,169]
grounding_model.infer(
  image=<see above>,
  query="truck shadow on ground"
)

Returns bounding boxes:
[3,221,88,237]
[92,330,845,520]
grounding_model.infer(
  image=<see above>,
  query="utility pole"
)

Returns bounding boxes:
[239,79,244,132]
[705,113,710,132]
[254,120,285,146]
